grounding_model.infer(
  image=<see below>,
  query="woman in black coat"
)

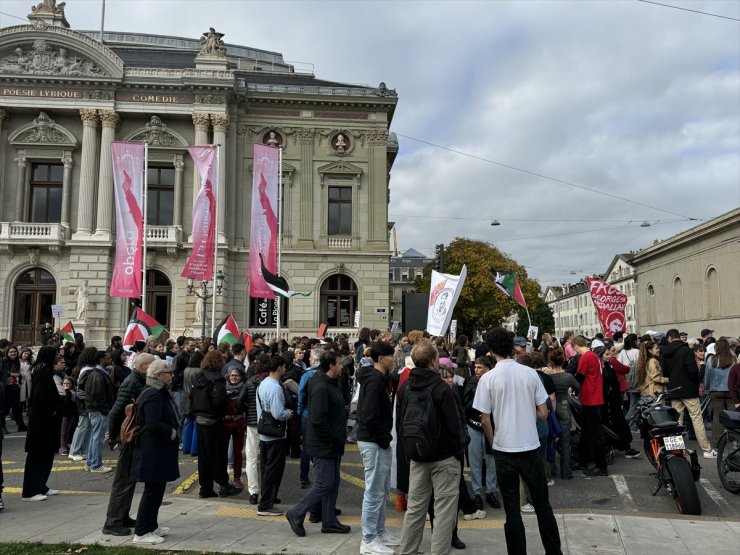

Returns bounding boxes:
[131,359,180,545]
[21,346,62,501]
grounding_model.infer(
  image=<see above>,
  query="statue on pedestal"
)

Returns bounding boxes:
[199,28,226,57]
[74,280,89,321]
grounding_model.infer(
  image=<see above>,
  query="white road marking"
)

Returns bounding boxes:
[610,474,637,511]
[699,478,735,513]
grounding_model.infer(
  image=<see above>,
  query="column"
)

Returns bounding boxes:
[14,156,27,222]
[191,113,210,206]
[95,109,119,237]
[211,113,228,242]
[367,129,389,245]
[74,109,99,236]
[173,157,184,230]
[0,108,7,214]
[298,128,315,247]
[61,154,73,236]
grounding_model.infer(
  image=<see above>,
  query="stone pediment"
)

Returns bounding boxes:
[123,116,188,148]
[9,111,78,147]
[0,24,124,80]
[317,160,363,188]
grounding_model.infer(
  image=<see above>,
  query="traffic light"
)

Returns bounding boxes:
[434,243,445,272]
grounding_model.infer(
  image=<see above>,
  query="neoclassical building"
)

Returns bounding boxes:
[630,207,740,338]
[0,1,398,345]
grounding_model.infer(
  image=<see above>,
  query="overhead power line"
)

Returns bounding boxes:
[395,133,699,221]
[637,0,740,22]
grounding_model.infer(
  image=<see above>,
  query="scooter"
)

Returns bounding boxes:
[635,388,702,515]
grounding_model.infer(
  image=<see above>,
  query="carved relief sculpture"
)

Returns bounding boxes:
[198,28,227,57]
[0,40,104,76]
[74,280,89,321]
[21,112,69,143]
[266,131,280,147]
[135,115,176,146]
[334,133,348,153]
[31,0,66,14]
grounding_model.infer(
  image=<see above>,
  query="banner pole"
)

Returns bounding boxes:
[211,144,219,341]
[275,145,283,340]
[142,141,148,312]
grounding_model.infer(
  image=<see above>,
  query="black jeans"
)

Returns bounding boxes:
[494,449,562,555]
[196,422,229,493]
[135,481,166,536]
[258,438,288,511]
[105,443,136,528]
[289,456,341,526]
[580,405,607,471]
[4,385,25,429]
[21,451,55,498]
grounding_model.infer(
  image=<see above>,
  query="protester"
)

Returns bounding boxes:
[704,337,734,448]
[181,350,204,457]
[4,345,26,432]
[473,328,562,555]
[224,368,247,489]
[19,348,33,414]
[84,350,115,473]
[240,352,270,504]
[637,341,668,398]
[544,348,579,479]
[573,336,608,476]
[618,334,641,431]
[68,347,98,461]
[102,352,154,536]
[58,376,77,456]
[131,359,180,545]
[296,349,321,490]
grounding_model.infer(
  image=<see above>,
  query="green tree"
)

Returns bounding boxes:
[414,237,547,337]
[515,303,555,340]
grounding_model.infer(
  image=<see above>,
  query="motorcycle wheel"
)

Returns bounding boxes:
[667,456,702,515]
[717,432,740,494]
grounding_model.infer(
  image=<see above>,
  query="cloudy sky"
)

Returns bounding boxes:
[2,0,738,288]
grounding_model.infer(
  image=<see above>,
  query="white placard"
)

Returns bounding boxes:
[391,321,399,333]
[354,310,361,328]
[51,304,64,318]
[527,325,539,339]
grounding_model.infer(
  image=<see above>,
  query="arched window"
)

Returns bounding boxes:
[647,284,656,324]
[320,274,358,327]
[13,268,56,344]
[707,268,719,318]
[673,277,684,322]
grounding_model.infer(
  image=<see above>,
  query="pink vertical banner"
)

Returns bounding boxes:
[110,141,145,298]
[249,144,280,298]
[182,145,218,280]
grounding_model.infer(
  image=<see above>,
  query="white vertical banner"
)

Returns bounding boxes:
[450,320,458,343]
[426,265,467,337]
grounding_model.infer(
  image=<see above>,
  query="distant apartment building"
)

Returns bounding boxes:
[389,248,431,329]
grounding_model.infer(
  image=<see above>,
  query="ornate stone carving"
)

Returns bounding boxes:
[88,90,112,100]
[211,114,229,133]
[367,129,389,146]
[265,130,282,147]
[62,154,73,168]
[197,94,224,104]
[98,109,119,128]
[174,159,185,171]
[79,108,98,127]
[0,108,8,126]
[31,0,65,15]
[21,112,70,143]
[297,128,315,144]
[192,113,210,130]
[146,250,155,269]
[129,115,177,146]
[27,248,40,266]
[198,27,227,57]
[0,40,105,76]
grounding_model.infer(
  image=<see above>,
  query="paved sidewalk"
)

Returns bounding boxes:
[0,492,738,554]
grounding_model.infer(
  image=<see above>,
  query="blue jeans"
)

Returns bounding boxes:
[625,392,641,431]
[87,411,108,469]
[69,413,91,457]
[467,426,497,496]
[182,415,198,455]
[358,441,392,542]
[555,401,573,479]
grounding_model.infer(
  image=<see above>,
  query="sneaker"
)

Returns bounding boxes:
[624,449,642,459]
[546,480,555,487]
[58,450,69,456]
[520,503,535,513]
[285,511,306,537]
[248,493,258,505]
[462,509,487,521]
[84,465,91,472]
[102,526,132,536]
[199,489,218,499]
[473,494,483,510]
[703,449,717,459]
[22,494,47,502]
[377,530,401,546]
[133,533,165,545]
[583,466,609,477]
[227,465,234,473]
[361,537,395,555]
[257,507,284,516]
[154,526,170,537]
[69,454,84,461]
[219,484,241,498]
[486,492,502,509]
[45,489,60,496]
[90,466,113,473]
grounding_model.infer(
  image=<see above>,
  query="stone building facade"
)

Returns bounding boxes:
[630,208,740,338]
[0,2,398,345]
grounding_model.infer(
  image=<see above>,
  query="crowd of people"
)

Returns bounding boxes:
[1,325,739,554]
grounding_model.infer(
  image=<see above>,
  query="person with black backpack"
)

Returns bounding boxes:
[397,340,467,555]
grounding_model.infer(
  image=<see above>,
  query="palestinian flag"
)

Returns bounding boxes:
[215,314,240,345]
[133,308,165,337]
[122,308,165,351]
[491,270,528,309]
[242,331,254,352]
[59,321,75,343]
[259,253,311,298]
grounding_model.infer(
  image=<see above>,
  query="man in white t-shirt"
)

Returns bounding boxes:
[473,328,562,555]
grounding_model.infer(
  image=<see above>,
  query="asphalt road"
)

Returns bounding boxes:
[2,424,739,521]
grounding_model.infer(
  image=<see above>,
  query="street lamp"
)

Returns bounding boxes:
[187,269,226,345]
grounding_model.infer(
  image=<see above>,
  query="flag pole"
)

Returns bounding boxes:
[141,141,148,312]
[211,144,219,341]
[275,145,283,340]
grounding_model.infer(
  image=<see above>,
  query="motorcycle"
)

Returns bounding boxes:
[635,388,702,515]
[716,409,740,494]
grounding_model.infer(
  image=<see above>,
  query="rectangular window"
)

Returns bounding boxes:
[147,167,175,226]
[328,186,351,235]
[29,163,63,223]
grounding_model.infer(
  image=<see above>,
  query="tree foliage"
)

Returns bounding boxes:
[413,237,548,337]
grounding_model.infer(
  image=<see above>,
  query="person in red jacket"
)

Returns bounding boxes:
[573,336,608,476]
